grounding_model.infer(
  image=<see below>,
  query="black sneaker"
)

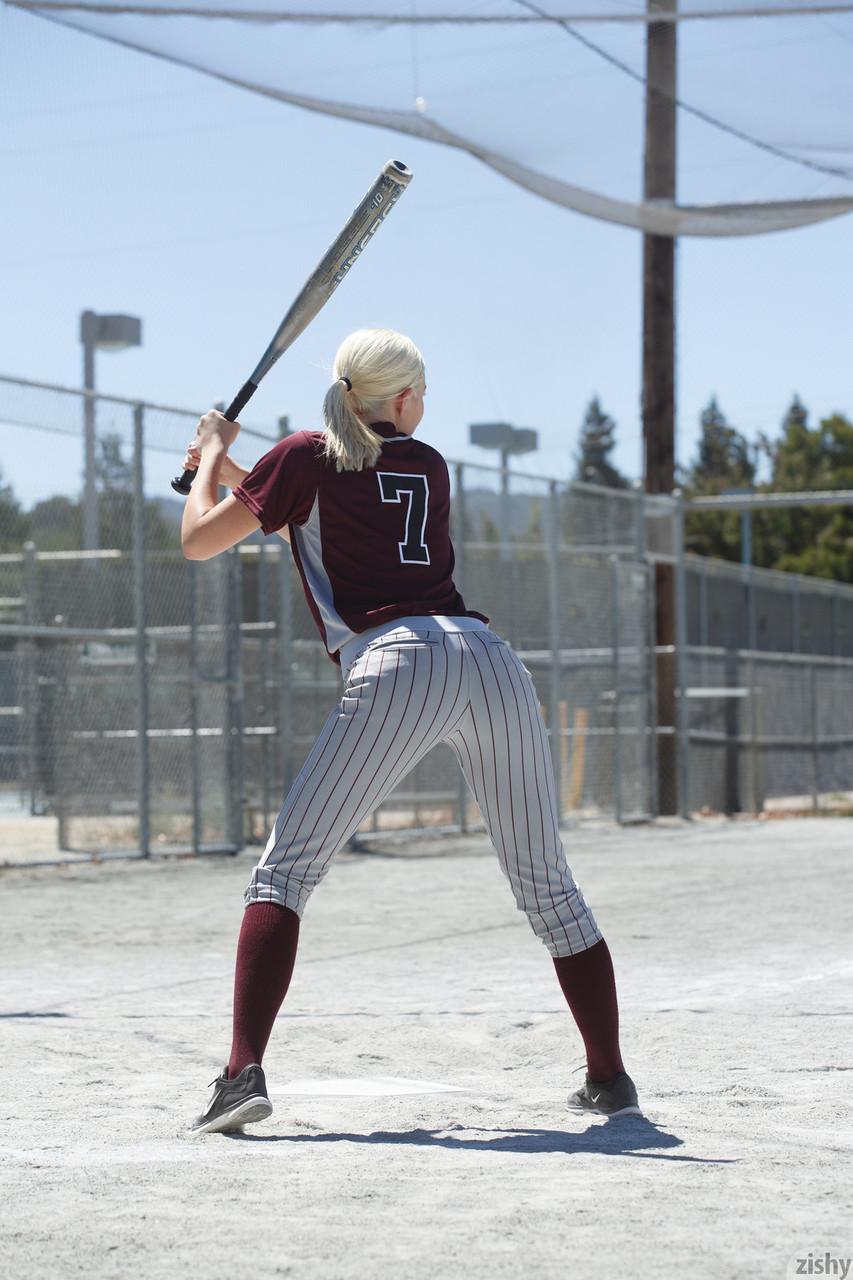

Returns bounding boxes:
[567,1070,641,1118]
[190,1063,273,1136]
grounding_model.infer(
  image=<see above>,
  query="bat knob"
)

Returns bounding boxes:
[171,470,194,495]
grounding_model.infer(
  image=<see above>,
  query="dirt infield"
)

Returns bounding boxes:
[1,820,851,1280]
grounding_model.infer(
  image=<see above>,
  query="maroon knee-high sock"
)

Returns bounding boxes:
[552,937,624,1082]
[227,902,300,1080]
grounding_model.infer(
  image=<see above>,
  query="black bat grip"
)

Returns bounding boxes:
[170,380,259,495]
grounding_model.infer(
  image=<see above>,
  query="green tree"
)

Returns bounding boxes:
[24,436,176,553]
[0,468,30,551]
[94,433,175,551]
[575,397,628,489]
[684,396,756,562]
[518,499,544,559]
[28,495,80,551]
[685,395,853,582]
[689,396,756,494]
[480,512,500,544]
[760,403,853,581]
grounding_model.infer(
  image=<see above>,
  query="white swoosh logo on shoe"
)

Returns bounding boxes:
[590,1092,602,1104]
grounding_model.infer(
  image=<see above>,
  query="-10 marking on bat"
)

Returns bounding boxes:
[330,180,406,286]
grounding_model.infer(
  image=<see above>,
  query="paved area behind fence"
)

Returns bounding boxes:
[1,819,851,1280]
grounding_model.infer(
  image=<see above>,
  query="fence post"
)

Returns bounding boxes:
[225,547,245,851]
[548,482,563,823]
[647,559,659,818]
[809,663,819,812]
[632,484,656,820]
[454,462,467,591]
[699,560,709,649]
[632,479,646,561]
[747,562,758,653]
[723,647,740,814]
[610,555,622,823]
[132,404,151,857]
[257,543,274,832]
[277,541,294,799]
[188,560,202,855]
[749,654,763,815]
[792,580,801,654]
[22,541,39,815]
[56,635,70,852]
[673,490,690,819]
[500,450,511,566]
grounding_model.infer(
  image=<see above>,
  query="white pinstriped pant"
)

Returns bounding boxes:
[245,619,602,957]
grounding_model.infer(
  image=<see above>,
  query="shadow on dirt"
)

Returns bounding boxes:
[0,1011,70,1019]
[227,1117,732,1162]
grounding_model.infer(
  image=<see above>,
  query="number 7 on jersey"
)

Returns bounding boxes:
[377,472,431,565]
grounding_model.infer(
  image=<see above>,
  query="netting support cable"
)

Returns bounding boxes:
[9,2,853,22]
[511,0,853,182]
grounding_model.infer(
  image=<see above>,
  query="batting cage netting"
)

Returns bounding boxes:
[7,0,853,236]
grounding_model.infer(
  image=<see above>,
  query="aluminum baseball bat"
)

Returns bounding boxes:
[171,159,413,495]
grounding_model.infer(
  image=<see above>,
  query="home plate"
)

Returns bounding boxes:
[275,1077,465,1098]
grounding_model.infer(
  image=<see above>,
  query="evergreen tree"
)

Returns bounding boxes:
[575,397,628,489]
[684,393,853,582]
[0,468,29,551]
[761,405,853,581]
[782,392,808,435]
[480,512,500,544]
[689,396,756,494]
[684,396,755,561]
[22,436,176,553]
[28,495,81,551]
[519,500,544,559]
[94,433,174,551]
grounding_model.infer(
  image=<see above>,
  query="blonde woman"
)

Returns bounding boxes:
[181,328,639,1134]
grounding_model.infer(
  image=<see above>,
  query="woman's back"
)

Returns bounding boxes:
[233,421,486,660]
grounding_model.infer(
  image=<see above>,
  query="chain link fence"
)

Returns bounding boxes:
[681,553,853,814]
[2,373,852,860]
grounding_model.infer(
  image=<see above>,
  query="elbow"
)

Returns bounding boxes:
[182,532,209,562]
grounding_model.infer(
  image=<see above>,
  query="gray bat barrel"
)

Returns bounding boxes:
[171,160,413,497]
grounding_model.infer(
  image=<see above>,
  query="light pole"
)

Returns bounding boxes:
[469,422,538,560]
[80,310,142,551]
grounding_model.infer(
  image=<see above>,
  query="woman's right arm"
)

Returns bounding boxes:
[183,443,291,545]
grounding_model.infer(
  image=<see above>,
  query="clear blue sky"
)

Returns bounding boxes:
[2,4,852,508]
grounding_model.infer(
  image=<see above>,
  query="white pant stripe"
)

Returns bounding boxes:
[245,624,601,956]
[308,642,446,883]
[471,632,535,914]
[493,641,575,953]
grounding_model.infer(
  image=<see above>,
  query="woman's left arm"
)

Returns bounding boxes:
[181,411,261,561]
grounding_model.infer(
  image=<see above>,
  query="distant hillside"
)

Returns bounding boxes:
[458,488,543,539]
[153,496,184,529]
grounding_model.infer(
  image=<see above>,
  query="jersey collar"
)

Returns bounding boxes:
[368,420,407,440]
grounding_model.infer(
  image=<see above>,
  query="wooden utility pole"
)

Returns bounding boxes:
[642,0,679,813]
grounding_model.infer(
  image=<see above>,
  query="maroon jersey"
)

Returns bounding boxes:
[233,421,488,663]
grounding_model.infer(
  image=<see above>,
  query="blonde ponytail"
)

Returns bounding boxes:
[322,328,425,472]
